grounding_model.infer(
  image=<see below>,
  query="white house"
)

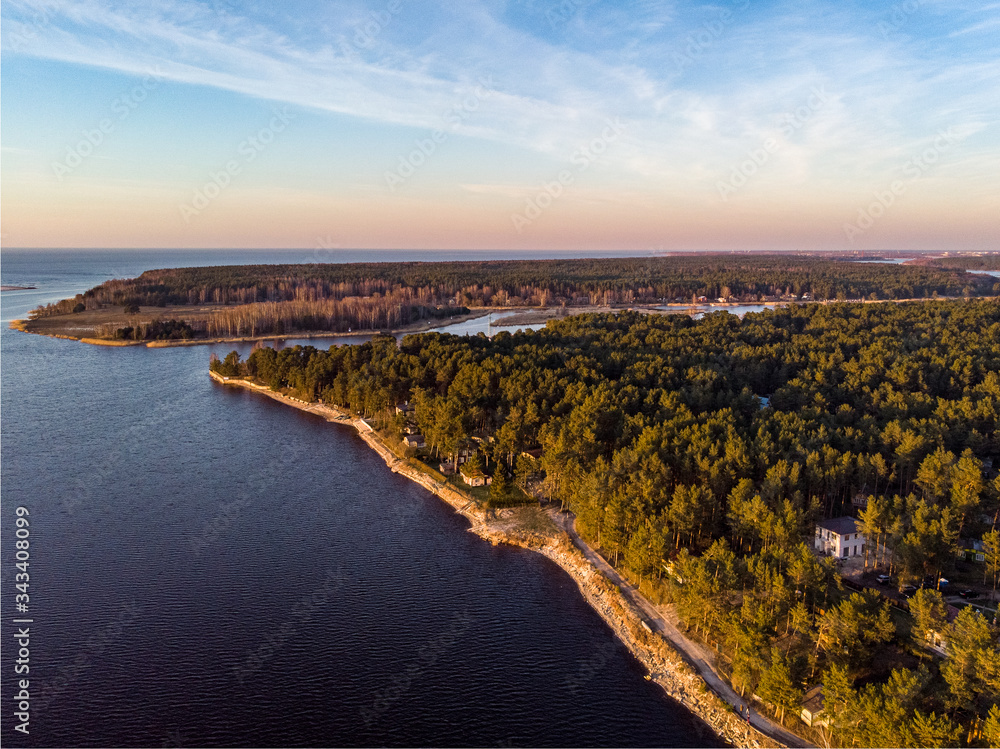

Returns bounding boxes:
[815,516,865,558]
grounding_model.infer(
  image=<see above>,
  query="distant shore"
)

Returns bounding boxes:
[10,308,497,347]
[14,296,983,349]
[5,300,790,347]
[208,370,794,748]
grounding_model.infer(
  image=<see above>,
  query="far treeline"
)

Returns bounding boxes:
[32,255,1000,341]
[215,299,1000,747]
[923,256,1000,272]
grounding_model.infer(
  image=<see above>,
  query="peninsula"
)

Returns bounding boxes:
[13,254,999,346]
[211,298,1000,748]
[13,256,1000,746]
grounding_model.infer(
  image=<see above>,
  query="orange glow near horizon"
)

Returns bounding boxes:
[4,178,998,252]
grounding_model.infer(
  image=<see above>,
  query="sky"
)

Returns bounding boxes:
[1,0,998,251]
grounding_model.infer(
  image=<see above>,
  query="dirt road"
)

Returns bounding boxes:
[550,510,811,749]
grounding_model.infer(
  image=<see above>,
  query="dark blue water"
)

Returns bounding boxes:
[1,250,720,747]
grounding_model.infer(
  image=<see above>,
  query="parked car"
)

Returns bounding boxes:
[958,590,980,599]
[899,585,918,598]
[876,574,891,585]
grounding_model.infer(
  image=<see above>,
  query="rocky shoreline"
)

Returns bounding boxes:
[208,370,790,748]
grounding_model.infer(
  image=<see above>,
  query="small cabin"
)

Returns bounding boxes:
[460,464,491,487]
[924,604,961,657]
[402,434,425,448]
[925,628,948,656]
[800,686,829,727]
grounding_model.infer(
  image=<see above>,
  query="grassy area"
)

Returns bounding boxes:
[448,477,490,503]
[407,457,448,482]
[507,506,559,536]
[24,304,225,338]
[408,452,535,508]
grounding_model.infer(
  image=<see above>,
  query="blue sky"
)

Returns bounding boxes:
[2,0,998,250]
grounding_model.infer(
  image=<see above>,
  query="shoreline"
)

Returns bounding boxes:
[10,309,497,348]
[209,370,798,748]
[14,295,985,348]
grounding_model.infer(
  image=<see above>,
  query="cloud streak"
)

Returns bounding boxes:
[2,0,997,250]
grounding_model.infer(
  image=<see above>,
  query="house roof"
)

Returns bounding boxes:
[801,686,825,713]
[816,516,858,536]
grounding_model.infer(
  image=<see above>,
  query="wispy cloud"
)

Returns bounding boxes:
[4,0,998,186]
[2,0,998,251]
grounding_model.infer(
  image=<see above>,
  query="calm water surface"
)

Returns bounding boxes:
[1,250,720,747]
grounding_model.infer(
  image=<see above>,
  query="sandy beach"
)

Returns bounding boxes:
[209,370,803,748]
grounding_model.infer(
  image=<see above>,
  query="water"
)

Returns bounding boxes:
[685,304,784,320]
[423,310,534,337]
[849,258,912,264]
[203,308,543,357]
[0,248,676,293]
[1,250,719,748]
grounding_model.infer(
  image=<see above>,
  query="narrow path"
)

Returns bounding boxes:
[550,510,811,749]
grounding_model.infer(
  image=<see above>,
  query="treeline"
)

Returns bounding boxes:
[200,297,468,337]
[92,297,468,339]
[213,299,1000,745]
[32,255,998,319]
[105,319,196,341]
[923,256,1000,271]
